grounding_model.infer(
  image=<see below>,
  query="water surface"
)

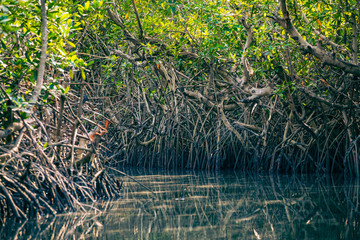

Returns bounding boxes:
[1,170,359,239]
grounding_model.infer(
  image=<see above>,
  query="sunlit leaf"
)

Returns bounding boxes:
[69,69,74,79]
[64,86,70,94]
[85,1,90,11]
[67,41,76,48]
[81,68,86,80]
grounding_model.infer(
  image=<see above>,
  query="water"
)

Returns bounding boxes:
[1,170,359,239]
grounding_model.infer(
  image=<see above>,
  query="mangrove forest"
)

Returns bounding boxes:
[1,0,360,232]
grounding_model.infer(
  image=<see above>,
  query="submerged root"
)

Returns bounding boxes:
[0,87,122,219]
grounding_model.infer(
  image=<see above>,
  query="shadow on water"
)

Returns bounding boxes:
[1,170,359,239]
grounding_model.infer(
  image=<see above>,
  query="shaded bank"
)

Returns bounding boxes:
[1,0,123,220]
[0,87,121,219]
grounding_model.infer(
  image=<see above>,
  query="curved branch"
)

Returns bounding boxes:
[0,128,26,161]
[138,136,156,146]
[293,1,348,53]
[0,181,21,218]
[30,0,48,103]
[274,0,360,76]
[107,8,141,45]
[0,122,23,138]
[182,89,216,108]
[219,99,244,144]
[299,87,352,110]
[232,16,254,86]
[131,0,143,39]
[244,85,274,100]
[234,121,262,132]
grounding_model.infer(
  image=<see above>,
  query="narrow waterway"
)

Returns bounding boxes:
[1,170,359,239]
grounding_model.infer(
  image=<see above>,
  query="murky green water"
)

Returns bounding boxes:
[1,170,359,239]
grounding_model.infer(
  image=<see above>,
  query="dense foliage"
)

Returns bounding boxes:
[1,0,360,218]
[77,0,359,174]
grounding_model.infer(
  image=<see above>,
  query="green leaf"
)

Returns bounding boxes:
[64,86,70,94]
[58,46,66,56]
[93,0,99,8]
[67,41,76,48]
[1,39,7,49]
[60,12,70,22]
[20,111,27,119]
[81,68,86,80]
[85,1,90,11]
[69,69,73,79]
[43,91,49,101]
